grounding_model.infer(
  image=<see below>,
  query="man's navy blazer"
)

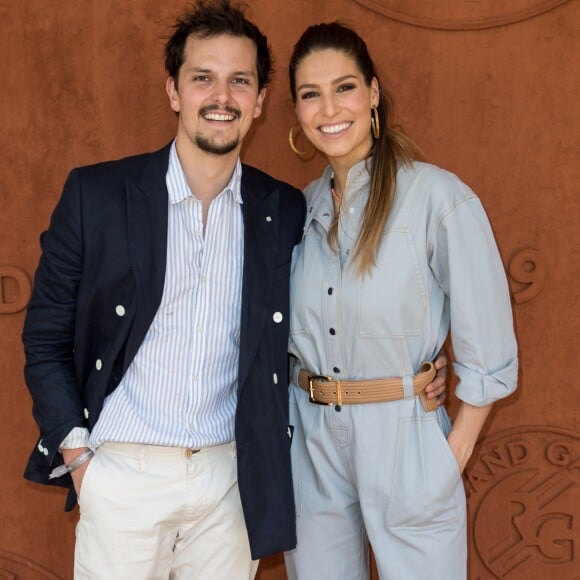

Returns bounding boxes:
[22,142,306,559]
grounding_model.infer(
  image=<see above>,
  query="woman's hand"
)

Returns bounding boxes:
[447,429,475,473]
[447,403,493,473]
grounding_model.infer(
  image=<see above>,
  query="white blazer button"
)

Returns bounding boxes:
[95,359,103,371]
[84,408,90,419]
[273,312,283,323]
[273,373,278,384]
[115,305,126,317]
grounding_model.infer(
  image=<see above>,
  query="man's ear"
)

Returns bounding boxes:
[253,88,267,119]
[166,77,180,113]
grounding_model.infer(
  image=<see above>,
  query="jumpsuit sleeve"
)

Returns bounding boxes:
[428,182,518,407]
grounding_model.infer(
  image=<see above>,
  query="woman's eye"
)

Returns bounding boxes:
[300,91,318,100]
[337,83,356,93]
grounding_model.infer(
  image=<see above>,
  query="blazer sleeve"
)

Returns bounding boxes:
[22,168,87,465]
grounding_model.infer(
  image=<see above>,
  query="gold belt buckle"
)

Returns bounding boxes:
[307,374,334,405]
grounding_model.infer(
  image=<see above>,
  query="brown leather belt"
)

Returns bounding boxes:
[297,361,438,412]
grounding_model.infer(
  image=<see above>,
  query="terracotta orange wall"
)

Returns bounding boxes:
[1,1,578,578]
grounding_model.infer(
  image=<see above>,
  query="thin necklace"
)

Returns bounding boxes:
[330,173,342,205]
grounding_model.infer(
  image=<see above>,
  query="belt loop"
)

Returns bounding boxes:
[336,381,342,407]
[289,356,300,386]
[402,374,414,399]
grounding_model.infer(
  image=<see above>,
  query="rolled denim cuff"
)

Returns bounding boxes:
[454,358,518,407]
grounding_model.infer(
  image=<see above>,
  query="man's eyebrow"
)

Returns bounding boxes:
[182,66,257,78]
[183,66,211,74]
[231,69,257,78]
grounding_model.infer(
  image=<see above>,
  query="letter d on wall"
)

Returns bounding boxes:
[0,266,32,313]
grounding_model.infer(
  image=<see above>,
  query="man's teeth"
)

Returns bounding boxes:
[320,122,351,134]
[204,113,236,121]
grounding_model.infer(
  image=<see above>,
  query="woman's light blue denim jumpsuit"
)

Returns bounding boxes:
[285,160,518,580]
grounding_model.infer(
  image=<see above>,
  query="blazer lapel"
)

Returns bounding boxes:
[124,144,171,366]
[238,166,280,390]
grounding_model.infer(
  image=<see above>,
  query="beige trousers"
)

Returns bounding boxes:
[74,441,258,580]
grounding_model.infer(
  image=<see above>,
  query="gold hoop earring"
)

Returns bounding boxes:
[289,124,315,158]
[371,106,380,140]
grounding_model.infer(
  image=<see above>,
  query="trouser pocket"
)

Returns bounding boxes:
[386,412,464,529]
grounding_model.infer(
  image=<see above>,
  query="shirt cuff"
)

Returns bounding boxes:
[454,358,518,407]
[59,427,90,450]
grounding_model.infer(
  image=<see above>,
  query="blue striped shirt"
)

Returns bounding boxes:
[89,142,244,449]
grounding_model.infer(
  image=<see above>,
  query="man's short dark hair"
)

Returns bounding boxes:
[165,0,273,90]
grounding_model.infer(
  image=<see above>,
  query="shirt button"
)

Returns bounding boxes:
[115,305,126,317]
[95,359,103,371]
[329,328,336,335]
[43,448,49,456]
[328,287,333,295]
[184,449,199,458]
[273,312,283,323]
[273,373,278,384]
[83,408,89,419]
[333,367,340,373]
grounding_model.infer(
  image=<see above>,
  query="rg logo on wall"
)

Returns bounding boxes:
[464,426,579,579]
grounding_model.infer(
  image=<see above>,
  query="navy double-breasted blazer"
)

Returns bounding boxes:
[22,142,306,559]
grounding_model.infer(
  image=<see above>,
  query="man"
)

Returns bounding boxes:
[23,1,304,577]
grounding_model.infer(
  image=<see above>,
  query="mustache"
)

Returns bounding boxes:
[199,104,241,118]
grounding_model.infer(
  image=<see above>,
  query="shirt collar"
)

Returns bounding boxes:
[302,159,372,234]
[308,158,371,209]
[166,140,243,206]
[344,158,371,192]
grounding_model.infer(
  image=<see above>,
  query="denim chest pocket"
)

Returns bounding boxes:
[357,230,427,338]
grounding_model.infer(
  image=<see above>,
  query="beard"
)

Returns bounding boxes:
[194,105,240,155]
[194,132,239,155]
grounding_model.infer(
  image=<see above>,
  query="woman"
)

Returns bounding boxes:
[285,23,518,579]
